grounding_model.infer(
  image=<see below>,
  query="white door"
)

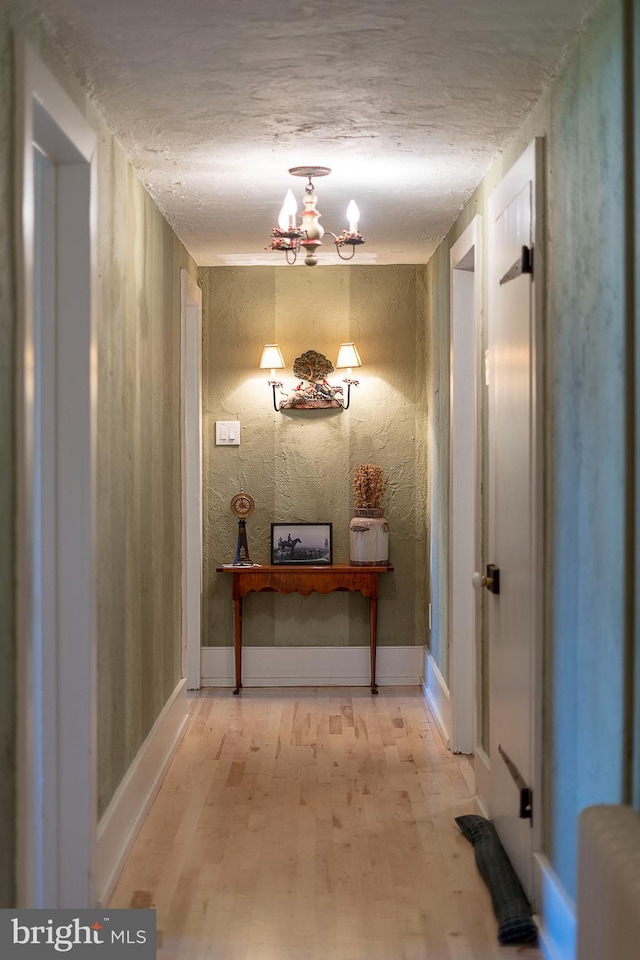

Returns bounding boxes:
[486,140,543,897]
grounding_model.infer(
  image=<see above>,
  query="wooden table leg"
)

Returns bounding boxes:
[233,595,243,694]
[370,594,379,694]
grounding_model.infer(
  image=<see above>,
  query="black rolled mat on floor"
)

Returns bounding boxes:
[455,815,538,946]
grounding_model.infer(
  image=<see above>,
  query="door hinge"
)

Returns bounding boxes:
[499,245,533,285]
[498,744,533,820]
[519,787,533,821]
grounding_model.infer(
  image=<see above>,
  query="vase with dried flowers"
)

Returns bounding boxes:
[350,463,389,565]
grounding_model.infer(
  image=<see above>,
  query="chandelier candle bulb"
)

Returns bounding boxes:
[284,188,297,228]
[347,199,360,234]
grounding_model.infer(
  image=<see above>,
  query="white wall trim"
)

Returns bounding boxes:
[534,854,576,960]
[449,215,483,755]
[473,789,490,820]
[422,650,452,749]
[180,269,203,690]
[473,746,491,819]
[15,36,98,908]
[201,645,424,687]
[94,680,189,906]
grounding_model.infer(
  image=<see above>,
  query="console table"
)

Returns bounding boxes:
[215,564,394,695]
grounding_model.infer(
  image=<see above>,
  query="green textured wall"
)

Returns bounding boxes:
[201,265,428,652]
[95,137,197,819]
[546,0,626,899]
[427,0,629,902]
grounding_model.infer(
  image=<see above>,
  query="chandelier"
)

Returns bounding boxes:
[269,166,365,266]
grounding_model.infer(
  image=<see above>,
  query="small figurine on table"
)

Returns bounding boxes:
[230,492,255,565]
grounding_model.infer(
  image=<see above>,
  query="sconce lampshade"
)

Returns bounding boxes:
[335,342,362,370]
[259,344,285,371]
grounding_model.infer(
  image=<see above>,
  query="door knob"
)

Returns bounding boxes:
[471,564,500,594]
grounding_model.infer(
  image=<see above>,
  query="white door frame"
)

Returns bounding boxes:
[487,138,544,900]
[15,38,98,907]
[180,269,203,689]
[449,216,482,756]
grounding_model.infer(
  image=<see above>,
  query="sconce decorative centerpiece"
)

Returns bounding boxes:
[282,350,344,410]
[260,344,362,411]
[269,166,365,267]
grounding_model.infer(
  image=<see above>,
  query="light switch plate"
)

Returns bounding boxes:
[215,420,240,446]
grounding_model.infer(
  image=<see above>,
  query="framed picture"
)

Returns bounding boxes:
[271,522,333,565]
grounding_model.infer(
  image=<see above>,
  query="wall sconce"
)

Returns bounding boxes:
[260,342,362,412]
[335,342,362,410]
[259,343,286,411]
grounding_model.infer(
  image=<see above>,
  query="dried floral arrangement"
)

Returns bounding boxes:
[353,463,387,510]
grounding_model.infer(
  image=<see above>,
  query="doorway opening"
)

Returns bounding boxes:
[15,39,97,907]
[449,217,484,798]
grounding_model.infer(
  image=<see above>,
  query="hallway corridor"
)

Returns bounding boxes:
[109,688,542,959]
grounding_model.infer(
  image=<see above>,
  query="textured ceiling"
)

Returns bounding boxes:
[34,0,598,266]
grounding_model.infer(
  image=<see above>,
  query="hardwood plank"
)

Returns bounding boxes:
[109,687,542,960]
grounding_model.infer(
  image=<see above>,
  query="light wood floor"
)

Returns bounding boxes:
[109,687,542,960]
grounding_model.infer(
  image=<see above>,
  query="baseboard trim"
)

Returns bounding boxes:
[534,853,576,960]
[94,679,189,906]
[473,746,491,818]
[200,645,424,687]
[473,792,490,819]
[422,650,452,749]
